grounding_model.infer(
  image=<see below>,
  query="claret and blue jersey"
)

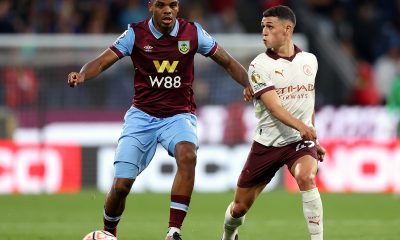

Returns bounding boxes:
[110,18,218,117]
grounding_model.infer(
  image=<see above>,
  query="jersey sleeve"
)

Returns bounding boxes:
[248,59,275,98]
[109,25,135,59]
[194,22,218,57]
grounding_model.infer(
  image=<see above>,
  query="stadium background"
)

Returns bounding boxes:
[0,0,400,239]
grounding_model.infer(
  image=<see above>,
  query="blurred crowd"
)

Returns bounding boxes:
[0,0,273,34]
[305,0,400,108]
[1,0,400,110]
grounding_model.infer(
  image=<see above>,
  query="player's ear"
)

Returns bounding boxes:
[285,23,292,34]
[148,0,153,11]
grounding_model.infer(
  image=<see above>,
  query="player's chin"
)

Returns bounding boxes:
[161,23,173,29]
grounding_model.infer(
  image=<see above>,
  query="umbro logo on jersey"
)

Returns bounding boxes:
[275,69,284,77]
[144,45,153,52]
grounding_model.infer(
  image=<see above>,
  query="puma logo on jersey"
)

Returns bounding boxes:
[153,60,179,73]
[275,69,284,77]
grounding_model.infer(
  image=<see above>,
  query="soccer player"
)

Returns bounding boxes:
[67,0,249,240]
[220,5,326,240]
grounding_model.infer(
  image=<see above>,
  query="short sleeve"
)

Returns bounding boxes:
[194,22,218,57]
[248,59,275,97]
[109,25,135,59]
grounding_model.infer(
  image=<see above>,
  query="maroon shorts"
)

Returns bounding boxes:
[237,140,318,188]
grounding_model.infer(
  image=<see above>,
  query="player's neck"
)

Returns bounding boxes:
[275,40,295,58]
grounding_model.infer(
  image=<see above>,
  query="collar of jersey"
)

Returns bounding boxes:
[148,18,179,39]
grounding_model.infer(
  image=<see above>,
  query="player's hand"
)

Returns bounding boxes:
[299,125,317,141]
[68,72,85,88]
[243,86,253,102]
[316,144,326,162]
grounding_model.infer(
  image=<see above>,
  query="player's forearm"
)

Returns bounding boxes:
[79,48,119,82]
[211,46,248,87]
[226,60,249,87]
[78,61,103,81]
[268,105,305,131]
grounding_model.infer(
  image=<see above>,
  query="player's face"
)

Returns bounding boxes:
[149,0,179,34]
[261,17,288,49]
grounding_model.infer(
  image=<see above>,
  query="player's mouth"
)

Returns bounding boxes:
[162,17,173,25]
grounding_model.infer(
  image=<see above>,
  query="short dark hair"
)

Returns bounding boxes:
[263,5,296,26]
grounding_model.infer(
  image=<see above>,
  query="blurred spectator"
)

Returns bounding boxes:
[261,0,287,10]
[205,6,245,33]
[205,0,245,33]
[373,36,400,104]
[2,66,39,108]
[118,0,148,27]
[351,61,379,106]
[387,74,400,137]
[85,2,109,33]
[387,74,400,111]
[0,0,16,33]
[185,2,206,26]
[352,2,380,62]
[57,0,81,33]
[208,0,235,13]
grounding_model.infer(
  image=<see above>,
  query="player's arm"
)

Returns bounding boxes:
[260,90,316,141]
[68,48,119,88]
[210,46,249,88]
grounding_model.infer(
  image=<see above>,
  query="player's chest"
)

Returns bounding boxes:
[135,37,196,58]
[269,60,315,88]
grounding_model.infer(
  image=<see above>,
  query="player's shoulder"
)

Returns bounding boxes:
[298,51,317,62]
[253,52,271,63]
[178,18,197,28]
[250,52,275,70]
[129,19,148,29]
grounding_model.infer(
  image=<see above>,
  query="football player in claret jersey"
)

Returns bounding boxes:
[220,5,326,240]
[67,0,249,239]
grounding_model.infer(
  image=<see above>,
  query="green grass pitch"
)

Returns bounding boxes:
[1,189,399,239]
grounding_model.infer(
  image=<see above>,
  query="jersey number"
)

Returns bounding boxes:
[296,141,315,151]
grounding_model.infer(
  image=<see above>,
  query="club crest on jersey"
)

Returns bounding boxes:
[303,64,313,76]
[178,41,190,54]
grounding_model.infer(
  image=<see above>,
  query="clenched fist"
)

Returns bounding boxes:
[299,125,317,141]
[68,72,85,88]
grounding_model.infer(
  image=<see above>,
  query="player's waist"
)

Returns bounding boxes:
[132,102,195,118]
